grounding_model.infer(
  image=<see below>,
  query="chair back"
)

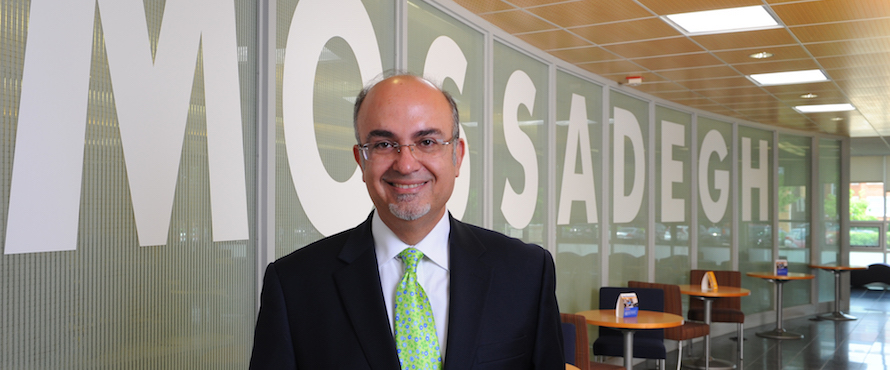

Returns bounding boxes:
[689,270,742,311]
[561,313,589,370]
[627,281,709,342]
[598,287,664,340]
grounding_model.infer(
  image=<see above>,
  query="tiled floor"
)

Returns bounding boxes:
[656,288,890,370]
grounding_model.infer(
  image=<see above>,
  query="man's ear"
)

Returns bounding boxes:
[353,145,365,171]
[454,138,466,176]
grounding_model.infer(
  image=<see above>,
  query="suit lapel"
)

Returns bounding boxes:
[443,218,492,370]
[333,215,401,370]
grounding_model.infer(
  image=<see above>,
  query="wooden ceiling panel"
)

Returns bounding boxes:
[602,37,704,59]
[460,0,890,139]
[571,18,681,44]
[625,81,688,93]
[790,18,890,44]
[578,60,646,75]
[632,52,723,70]
[656,66,741,80]
[732,59,821,75]
[693,29,798,50]
[525,0,653,28]
[548,46,621,64]
[635,0,761,15]
[805,37,890,57]
[675,76,757,90]
[772,0,890,26]
[516,30,593,50]
[819,52,890,70]
[711,45,812,64]
[450,0,514,13]
[479,10,555,34]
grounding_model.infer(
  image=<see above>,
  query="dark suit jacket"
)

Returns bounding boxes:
[249,213,564,369]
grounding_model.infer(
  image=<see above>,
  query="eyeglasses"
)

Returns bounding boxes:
[356,137,456,161]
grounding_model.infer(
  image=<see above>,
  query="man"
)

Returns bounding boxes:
[249,74,564,369]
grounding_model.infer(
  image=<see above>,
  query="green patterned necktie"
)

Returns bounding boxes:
[394,247,442,370]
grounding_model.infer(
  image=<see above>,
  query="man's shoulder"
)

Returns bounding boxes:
[273,225,361,269]
[452,219,547,257]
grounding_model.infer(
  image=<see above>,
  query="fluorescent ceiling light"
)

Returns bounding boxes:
[747,69,829,86]
[663,6,781,36]
[793,104,855,113]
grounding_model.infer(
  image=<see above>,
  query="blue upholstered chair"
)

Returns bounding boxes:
[593,287,666,370]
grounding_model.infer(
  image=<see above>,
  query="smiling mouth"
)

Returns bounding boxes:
[390,181,427,189]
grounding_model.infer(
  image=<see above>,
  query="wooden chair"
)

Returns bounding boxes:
[688,270,745,360]
[593,287,666,370]
[628,281,709,370]
[561,313,625,370]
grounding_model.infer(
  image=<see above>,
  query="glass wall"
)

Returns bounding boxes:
[778,134,811,307]
[554,70,603,313]
[492,41,549,245]
[738,127,774,313]
[608,92,649,286]
[697,117,733,271]
[654,106,692,285]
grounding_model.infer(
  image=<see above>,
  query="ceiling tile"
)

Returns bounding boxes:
[711,45,812,64]
[790,18,890,44]
[509,0,574,8]
[772,0,890,26]
[571,18,680,44]
[695,86,770,98]
[656,66,741,80]
[526,0,652,28]
[805,37,890,57]
[818,52,890,70]
[629,81,690,93]
[479,10,555,34]
[732,59,821,75]
[602,38,704,59]
[693,28,798,50]
[578,60,646,75]
[760,81,837,94]
[676,76,757,90]
[516,30,592,50]
[548,46,621,64]
[635,0,762,15]
[632,52,723,70]
[650,91,709,100]
[601,72,669,83]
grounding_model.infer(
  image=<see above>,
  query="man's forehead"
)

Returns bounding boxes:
[366,128,444,139]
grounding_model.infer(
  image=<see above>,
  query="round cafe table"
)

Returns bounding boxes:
[577,309,684,370]
[678,284,750,370]
[746,272,814,340]
[566,364,581,370]
[809,264,867,321]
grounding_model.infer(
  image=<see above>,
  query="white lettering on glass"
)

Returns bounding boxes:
[500,70,538,229]
[612,107,645,223]
[557,94,598,225]
[283,0,379,236]
[660,120,685,222]
[741,137,769,221]
[699,130,729,223]
[7,0,248,253]
[423,36,471,221]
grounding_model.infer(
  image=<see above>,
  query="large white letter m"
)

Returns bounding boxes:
[6,0,248,254]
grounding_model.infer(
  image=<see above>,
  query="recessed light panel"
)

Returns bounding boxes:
[793,104,855,113]
[748,70,829,86]
[663,6,781,36]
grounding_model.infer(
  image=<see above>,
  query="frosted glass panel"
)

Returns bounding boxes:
[554,70,603,313]
[608,92,649,286]
[1,1,258,368]
[696,117,733,272]
[738,126,775,314]
[778,134,811,307]
[492,42,549,245]
[818,139,841,303]
[654,106,691,285]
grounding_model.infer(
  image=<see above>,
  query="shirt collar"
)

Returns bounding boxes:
[372,210,450,271]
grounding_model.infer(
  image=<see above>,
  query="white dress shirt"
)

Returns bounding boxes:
[373,210,450,358]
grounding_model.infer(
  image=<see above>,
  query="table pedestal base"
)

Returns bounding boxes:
[682,356,736,370]
[818,311,858,321]
[756,328,803,340]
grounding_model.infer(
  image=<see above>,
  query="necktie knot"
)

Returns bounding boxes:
[399,247,423,273]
